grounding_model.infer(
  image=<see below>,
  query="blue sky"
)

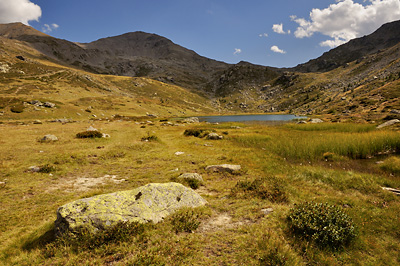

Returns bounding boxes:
[1,0,400,67]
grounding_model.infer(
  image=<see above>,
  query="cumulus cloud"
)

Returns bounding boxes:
[292,0,400,48]
[42,23,59,33]
[233,48,242,55]
[271,45,286,54]
[0,0,41,25]
[272,23,289,34]
[259,33,268,37]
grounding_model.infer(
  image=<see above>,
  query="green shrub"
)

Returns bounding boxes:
[141,133,159,142]
[379,156,400,175]
[186,178,201,189]
[38,164,56,173]
[76,130,103,139]
[287,202,356,249]
[183,129,210,138]
[10,104,25,113]
[170,207,201,233]
[231,176,288,203]
[44,221,146,255]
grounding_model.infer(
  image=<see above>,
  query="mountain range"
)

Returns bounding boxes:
[0,20,400,122]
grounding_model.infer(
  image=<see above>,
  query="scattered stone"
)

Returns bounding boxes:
[261,208,274,215]
[175,151,185,156]
[0,62,10,73]
[206,133,223,140]
[43,102,56,108]
[16,55,25,61]
[390,110,400,114]
[178,173,204,182]
[310,118,324,124]
[146,113,157,118]
[376,161,384,164]
[55,182,207,234]
[382,187,400,196]
[28,166,41,172]
[102,133,111,138]
[33,120,42,124]
[40,134,58,142]
[205,164,241,174]
[87,126,98,131]
[182,117,200,123]
[377,119,400,129]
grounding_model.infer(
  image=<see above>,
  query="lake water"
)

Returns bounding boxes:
[198,114,306,123]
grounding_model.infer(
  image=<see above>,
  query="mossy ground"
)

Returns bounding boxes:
[1,120,400,265]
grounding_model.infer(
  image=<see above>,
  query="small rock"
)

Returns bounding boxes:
[102,133,110,138]
[205,164,241,174]
[87,126,98,131]
[261,208,273,215]
[43,102,56,108]
[175,152,185,156]
[376,161,384,164]
[178,173,203,182]
[28,166,41,172]
[390,110,400,114]
[310,118,324,124]
[377,119,400,129]
[40,134,58,142]
[182,117,200,123]
[33,120,42,124]
[206,133,223,140]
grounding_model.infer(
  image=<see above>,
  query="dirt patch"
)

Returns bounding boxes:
[48,175,126,192]
[199,213,252,233]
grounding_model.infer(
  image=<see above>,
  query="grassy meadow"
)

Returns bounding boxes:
[0,119,400,265]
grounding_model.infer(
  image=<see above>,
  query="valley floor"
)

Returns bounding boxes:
[0,119,400,265]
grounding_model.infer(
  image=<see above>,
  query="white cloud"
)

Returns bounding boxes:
[292,0,400,48]
[272,23,289,34]
[259,33,268,37]
[271,45,286,54]
[233,48,242,55]
[0,0,41,25]
[42,23,59,33]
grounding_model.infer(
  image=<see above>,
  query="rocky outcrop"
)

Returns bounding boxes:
[205,164,241,174]
[377,119,400,129]
[178,173,204,182]
[55,182,207,234]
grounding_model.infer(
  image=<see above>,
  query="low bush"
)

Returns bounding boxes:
[10,104,25,113]
[44,221,146,255]
[141,133,159,142]
[76,130,103,139]
[38,164,56,173]
[231,176,288,203]
[183,129,211,138]
[169,207,201,233]
[287,202,356,250]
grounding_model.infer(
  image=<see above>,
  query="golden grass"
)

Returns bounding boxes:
[0,120,399,265]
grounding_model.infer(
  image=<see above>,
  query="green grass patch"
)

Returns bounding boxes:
[287,202,357,250]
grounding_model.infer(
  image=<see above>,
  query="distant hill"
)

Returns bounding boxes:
[294,20,400,72]
[0,23,277,95]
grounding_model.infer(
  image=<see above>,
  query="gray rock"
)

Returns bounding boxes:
[310,118,324,123]
[205,164,241,174]
[178,173,204,182]
[102,133,111,138]
[28,166,41,172]
[40,134,58,142]
[43,102,56,108]
[206,133,223,140]
[261,208,274,215]
[182,117,200,123]
[55,182,207,234]
[377,119,400,129]
[87,126,98,131]
[33,120,42,124]
[390,110,400,114]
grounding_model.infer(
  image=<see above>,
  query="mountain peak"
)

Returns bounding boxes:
[0,22,48,39]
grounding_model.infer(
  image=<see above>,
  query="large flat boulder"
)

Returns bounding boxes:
[55,182,207,234]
